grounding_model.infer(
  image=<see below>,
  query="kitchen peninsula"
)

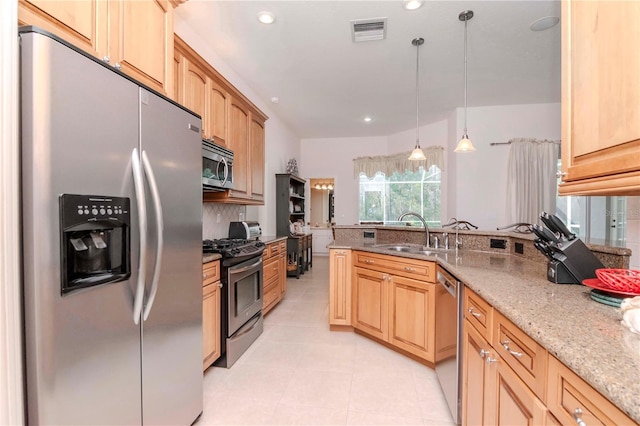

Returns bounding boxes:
[328,225,639,424]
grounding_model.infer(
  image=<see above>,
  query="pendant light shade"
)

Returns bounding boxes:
[408,37,426,161]
[455,10,476,153]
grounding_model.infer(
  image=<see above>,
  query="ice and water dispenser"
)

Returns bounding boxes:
[59,194,131,294]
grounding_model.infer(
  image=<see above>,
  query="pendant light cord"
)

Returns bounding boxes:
[415,40,420,146]
[463,16,468,135]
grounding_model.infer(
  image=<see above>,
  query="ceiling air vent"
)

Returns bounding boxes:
[350,18,387,42]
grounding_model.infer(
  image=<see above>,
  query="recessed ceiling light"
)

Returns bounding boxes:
[364,117,372,123]
[403,0,423,11]
[270,97,279,104]
[257,11,275,24]
[530,16,559,31]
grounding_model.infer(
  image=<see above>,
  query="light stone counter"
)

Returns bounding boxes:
[332,242,640,423]
[202,253,221,264]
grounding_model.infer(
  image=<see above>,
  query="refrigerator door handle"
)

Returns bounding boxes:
[131,148,147,325]
[141,150,164,321]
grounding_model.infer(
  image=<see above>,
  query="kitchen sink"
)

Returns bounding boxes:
[372,244,453,255]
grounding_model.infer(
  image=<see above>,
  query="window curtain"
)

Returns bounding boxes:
[505,138,560,225]
[353,146,444,178]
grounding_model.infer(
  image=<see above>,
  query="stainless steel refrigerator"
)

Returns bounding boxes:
[20,27,203,425]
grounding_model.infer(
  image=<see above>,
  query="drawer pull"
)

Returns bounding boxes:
[468,307,482,318]
[404,267,415,271]
[572,408,586,426]
[485,356,497,364]
[501,339,523,358]
[364,259,374,264]
[479,349,490,358]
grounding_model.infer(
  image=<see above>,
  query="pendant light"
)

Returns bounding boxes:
[455,10,476,153]
[408,37,427,161]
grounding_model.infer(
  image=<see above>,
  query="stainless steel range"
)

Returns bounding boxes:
[204,238,265,367]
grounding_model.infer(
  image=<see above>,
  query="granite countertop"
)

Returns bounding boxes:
[258,235,288,244]
[203,253,222,264]
[333,242,640,423]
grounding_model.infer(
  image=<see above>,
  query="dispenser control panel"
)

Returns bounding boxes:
[61,194,130,225]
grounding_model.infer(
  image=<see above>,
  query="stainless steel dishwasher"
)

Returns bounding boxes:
[435,266,463,425]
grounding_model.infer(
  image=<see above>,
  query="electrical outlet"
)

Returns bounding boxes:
[216,213,221,223]
[239,212,245,221]
[490,238,507,249]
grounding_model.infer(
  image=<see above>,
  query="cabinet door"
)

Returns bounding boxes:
[388,275,435,361]
[278,252,287,296]
[207,77,229,146]
[108,0,174,96]
[202,282,220,370]
[227,98,250,199]
[173,50,185,103]
[183,59,208,139]
[352,267,388,341]
[560,0,640,195]
[487,355,548,426]
[250,116,265,201]
[462,320,492,426]
[329,249,352,326]
[18,0,108,58]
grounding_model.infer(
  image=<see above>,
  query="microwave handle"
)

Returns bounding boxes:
[221,156,229,187]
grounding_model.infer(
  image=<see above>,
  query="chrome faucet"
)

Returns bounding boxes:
[397,212,430,248]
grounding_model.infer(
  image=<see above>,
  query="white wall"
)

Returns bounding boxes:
[301,103,561,230]
[300,136,387,226]
[174,18,300,237]
[452,103,561,230]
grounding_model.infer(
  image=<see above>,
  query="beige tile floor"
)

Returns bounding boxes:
[197,256,455,426]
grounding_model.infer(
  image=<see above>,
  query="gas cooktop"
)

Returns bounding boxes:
[203,238,265,259]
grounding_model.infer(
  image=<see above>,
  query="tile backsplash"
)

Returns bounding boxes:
[203,203,246,240]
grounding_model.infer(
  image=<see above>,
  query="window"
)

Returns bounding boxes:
[358,165,441,227]
[556,160,627,244]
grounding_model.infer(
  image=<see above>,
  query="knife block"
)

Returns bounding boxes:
[547,238,604,284]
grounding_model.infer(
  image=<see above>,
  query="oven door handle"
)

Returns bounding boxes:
[231,314,262,340]
[141,150,164,322]
[131,148,147,325]
[230,258,262,274]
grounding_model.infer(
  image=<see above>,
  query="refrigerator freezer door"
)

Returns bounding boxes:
[139,88,203,424]
[21,31,142,424]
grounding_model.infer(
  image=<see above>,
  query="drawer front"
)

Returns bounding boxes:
[464,288,493,341]
[547,355,634,426]
[203,261,221,286]
[278,240,286,253]
[493,311,547,400]
[354,251,435,282]
[268,241,283,257]
[263,256,279,283]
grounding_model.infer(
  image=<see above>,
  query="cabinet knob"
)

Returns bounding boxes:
[468,307,482,318]
[479,349,490,358]
[572,408,587,426]
[485,356,498,364]
[556,171,567,178]
[218,283,223,288]
[115,62,122,70]
[501,339,523,358]
[103,56,110,63]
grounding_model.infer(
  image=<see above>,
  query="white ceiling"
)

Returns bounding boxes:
[175,1,561,139]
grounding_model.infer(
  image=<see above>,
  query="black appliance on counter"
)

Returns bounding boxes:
[532,212,604,284]
[203,237,266,367]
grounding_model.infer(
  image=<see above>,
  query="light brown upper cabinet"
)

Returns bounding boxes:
[175,35,267,205]
[560,0,640,195]
[19,0,175,97]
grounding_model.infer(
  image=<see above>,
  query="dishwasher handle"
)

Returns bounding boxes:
[437,269,458,298]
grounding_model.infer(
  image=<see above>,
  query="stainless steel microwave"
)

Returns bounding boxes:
[202,140,233,192]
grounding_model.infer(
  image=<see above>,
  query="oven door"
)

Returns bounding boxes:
[227,256,263,335]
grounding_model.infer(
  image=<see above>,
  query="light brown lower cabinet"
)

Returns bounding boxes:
[349,251,436,362]
[202,260,221,370]
[329,249,352,326]
[262,240,287,315]
[462,288,637,426]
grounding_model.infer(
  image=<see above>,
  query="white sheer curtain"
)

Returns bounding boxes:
[353,146,444,178]
[506,138,560,225]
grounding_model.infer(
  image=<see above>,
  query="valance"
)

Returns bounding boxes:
[353,146,444,178]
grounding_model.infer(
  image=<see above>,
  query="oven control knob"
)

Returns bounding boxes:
[107,209,113,215]
[92,208,98,215]
[99,208,106,215]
